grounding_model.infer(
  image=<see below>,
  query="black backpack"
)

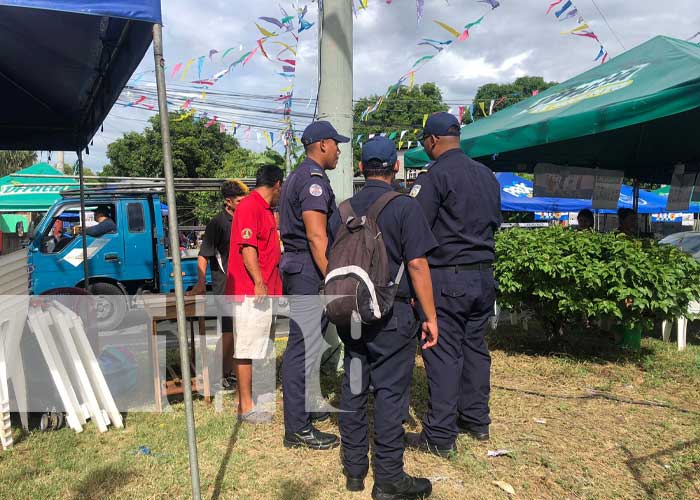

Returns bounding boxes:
[324,191,406,327]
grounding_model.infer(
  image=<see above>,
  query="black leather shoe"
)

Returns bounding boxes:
[372,473,432,500]
[404,432,455,458]
[310,411,330,423]
[343,470,365,492]
[283,425,340,450]
[457,419,490,441]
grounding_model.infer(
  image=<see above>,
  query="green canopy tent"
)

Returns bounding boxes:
[0,163,77,212]
[653,186,670,197]
[404,36,700,183]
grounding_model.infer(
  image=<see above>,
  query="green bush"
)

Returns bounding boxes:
[494,227,700,336]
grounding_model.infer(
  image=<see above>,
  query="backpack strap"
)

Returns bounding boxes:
[338,199,357,224]
[367,191,403,221]
[366,191,407,286]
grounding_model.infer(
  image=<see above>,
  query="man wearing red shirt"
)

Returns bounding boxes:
[227,165,284,423]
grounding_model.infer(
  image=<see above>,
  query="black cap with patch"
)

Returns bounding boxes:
[301,121,350,146]
[418,112,461,140]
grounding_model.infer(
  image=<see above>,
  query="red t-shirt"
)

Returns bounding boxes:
[226,190,282,301]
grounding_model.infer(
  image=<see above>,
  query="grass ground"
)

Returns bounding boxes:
[1,322,699,500]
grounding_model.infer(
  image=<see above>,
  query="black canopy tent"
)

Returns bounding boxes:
[0,2,203,498]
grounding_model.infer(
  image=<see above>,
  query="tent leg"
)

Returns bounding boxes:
[632,178,640,237]
[77,150,89,289]
[152,24,202,500]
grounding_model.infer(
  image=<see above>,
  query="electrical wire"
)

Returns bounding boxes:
[589,0,626,51]
[313,0,323,120]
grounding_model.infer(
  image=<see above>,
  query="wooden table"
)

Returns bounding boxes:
[143,295,211,412]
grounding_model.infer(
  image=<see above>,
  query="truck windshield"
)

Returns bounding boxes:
[40,202,117,254]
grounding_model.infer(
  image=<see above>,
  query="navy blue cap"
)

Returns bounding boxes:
[361,137,397,167]
[301,120,350,146]
[418,112,461,140]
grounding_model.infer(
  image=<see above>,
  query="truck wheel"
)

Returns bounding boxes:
[89,282,127,331]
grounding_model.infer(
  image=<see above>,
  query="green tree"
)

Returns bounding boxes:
[63,164,94,177]
[0,151,37,176]
[103,113,242,178]
[192,148,288,223]
[104,112,253,224]
[469,76,558,123]
[353,82,448,165]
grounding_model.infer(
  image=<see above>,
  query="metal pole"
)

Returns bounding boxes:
[316,0,353,202]
[285,127,292,177]
[633,179,640,236]
[152,24,202,500]
[77,150,89,288]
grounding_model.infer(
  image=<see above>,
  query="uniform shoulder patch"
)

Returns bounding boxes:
[309,184,324,197]
[241,228,253,240]
[409,184,422,198]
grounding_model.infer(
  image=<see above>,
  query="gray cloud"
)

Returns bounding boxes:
[70,0,698,171]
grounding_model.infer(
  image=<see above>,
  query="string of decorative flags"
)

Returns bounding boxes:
[259,5,309,151]
[118,5,315,150]
[129,6,313,89]
[354,0,501,24]
[546,0,608,63]
[356,129,422,151]
[356,88,542,149]
[360,0,502,123]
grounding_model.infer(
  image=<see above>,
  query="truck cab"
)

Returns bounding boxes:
[28,189,209,330]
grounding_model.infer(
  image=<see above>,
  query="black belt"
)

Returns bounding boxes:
[284,248,309,253]
[430,262,493,272]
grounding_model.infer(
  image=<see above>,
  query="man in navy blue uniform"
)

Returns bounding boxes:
[329,137,438,499]
[406,112,501,457]
[279,121,349,450]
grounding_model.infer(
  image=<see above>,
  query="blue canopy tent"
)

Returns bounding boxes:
[497,173,670,214]
[0,3,203,498]
[0,1,160,150]
[499,173,586,213]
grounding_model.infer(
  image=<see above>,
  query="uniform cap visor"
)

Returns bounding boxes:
[332,134,351,143]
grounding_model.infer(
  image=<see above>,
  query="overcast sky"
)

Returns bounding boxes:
[56,0,699,172]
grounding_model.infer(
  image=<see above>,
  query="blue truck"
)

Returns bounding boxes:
[27,187,210,330]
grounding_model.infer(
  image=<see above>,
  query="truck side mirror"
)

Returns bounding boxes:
[26,219,37,240]
[15,221,25,238]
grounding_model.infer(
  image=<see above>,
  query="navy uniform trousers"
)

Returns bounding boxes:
[281,252,329,434]
[421,266,496,448]
[338,302,418,482]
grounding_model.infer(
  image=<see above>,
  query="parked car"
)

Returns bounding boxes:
[659,231,700,259]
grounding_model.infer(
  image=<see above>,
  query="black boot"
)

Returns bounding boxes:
[310,411,330,423]
[343,469,365,492]
[372,474,432,500]
[404,432,456,458]
[283,425,339,450]
[456,419,490,441]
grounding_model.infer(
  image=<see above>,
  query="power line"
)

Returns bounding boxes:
[589,0,626,51]
[124,83,495,106]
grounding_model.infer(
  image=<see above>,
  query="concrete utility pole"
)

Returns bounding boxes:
[56,151,65,172]
[316,0,354,202]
